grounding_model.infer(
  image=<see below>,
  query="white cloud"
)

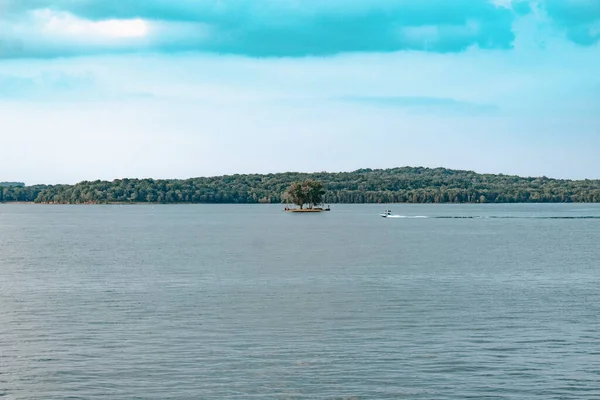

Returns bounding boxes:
[0,9,151,58]
[34,9,149,39]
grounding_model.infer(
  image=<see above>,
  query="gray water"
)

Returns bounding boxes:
[1,204,599,399]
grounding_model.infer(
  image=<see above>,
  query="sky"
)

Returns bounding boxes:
[0,0,599,184]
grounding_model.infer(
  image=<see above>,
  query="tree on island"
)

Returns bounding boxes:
[283,180,325,209]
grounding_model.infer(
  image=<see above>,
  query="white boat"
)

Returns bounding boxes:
[380,210,392,217]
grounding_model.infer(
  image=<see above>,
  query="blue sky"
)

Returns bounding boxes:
[0,0,599,184]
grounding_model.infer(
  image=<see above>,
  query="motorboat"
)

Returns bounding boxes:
[380,209,392,217]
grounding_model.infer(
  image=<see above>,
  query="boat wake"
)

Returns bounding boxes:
[382,215,600,220]
[437,216,600,219]
[384,215,429,219]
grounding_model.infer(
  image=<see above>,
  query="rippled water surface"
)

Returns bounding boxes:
[1,204,599,399]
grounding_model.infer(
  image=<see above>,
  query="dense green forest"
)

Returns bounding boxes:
[2,167,600,204]
[0,185,49,203]
[0,182,24,187]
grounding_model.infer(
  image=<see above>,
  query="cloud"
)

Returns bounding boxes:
[0,1,597,60]
[0,7,153,59]
[38,10,148,39]
[0,0,519,58]
[541,0,600,45]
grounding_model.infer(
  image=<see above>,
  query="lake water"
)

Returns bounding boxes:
[1,204,599,399]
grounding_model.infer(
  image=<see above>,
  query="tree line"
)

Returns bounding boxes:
[2,167,600,204]
[0,182,24,187]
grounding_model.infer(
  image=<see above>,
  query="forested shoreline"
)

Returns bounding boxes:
[2,167,600,204]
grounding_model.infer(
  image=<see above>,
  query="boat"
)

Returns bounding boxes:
[380,209,392,217]
[285,205,331,213]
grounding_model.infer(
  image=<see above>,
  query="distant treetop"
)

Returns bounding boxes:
[0,182,25,187]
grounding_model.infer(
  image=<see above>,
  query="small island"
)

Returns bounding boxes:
[283,180,330,212]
